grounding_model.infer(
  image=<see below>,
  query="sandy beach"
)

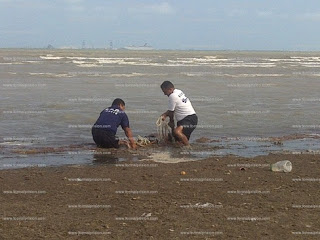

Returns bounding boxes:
[1,153,320,239]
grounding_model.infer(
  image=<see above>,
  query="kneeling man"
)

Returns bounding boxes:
[92,98,136,149]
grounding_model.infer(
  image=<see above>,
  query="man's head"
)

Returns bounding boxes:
[160,81,175,96]
[112,98,125,111]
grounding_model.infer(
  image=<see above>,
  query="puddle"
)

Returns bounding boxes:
[1,136,319,170]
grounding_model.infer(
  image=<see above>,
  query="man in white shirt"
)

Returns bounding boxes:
[160,81,198,146]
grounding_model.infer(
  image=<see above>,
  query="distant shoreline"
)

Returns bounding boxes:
[1,48,320,53]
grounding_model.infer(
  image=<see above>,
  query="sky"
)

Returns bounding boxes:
[1,0,320,50]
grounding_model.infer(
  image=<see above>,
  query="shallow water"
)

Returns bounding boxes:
[1,49,319,169]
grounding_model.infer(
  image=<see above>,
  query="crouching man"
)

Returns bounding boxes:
[92,98,136,149]
[160,81,198,146]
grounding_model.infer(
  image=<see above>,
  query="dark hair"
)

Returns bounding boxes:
[160,81,174,90]
[112,98,125,106]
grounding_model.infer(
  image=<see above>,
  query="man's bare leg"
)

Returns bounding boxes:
[173,126,189,146]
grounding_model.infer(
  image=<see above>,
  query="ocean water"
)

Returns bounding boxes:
[1,49,319,168]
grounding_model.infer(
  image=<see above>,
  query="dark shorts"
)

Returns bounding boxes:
[92,127,119,148]
[177,114,198,140]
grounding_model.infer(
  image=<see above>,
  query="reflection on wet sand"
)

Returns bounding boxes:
[1,133,319,169]
[93,154,119,164]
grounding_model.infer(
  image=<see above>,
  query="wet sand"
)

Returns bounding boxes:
[1,153,320,239]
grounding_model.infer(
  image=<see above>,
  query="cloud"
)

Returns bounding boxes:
[0,0,53,9]
[0,29,35,35]
[184,17,223,23]
[64,0,85,12]
[226,9,247,17]
[148,2,174,14]
[64,0,84,3]
[128,2,175,15]
[256,11,273,17]
[299,12,320,21]
[67,5,85,12]
[66,4,119,22]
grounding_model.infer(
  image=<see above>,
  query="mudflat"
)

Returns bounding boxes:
[1,153,320,239]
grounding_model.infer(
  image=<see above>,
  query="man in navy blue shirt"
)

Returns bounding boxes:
[92,98,136,149]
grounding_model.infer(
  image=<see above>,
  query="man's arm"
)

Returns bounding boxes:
[123,127,137,149]
[162,94,176,129]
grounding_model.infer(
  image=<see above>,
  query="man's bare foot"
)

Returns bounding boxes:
[173,141,184,148]
[180,144,192,150]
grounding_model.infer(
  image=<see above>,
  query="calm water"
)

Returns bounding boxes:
[1,49,319,168]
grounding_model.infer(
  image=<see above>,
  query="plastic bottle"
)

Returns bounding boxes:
[271,160,292,172]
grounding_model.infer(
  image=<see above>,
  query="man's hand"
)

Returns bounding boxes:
[130,141,137,150]
[161,113,167,121]
[123,127,137,150]
[161,110,174,121]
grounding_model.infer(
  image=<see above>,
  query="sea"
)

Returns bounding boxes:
[1,49,319,169]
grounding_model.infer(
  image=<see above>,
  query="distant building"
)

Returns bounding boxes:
[46,44,54,49]
[124,43,154,50]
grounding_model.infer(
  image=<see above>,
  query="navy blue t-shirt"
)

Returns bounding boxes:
[93,105,130,134]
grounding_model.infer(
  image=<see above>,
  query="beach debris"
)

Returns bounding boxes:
[141,213,152,217]
[135,135,151,147]
[194,202,216,208]
[273,141,283,145]
[270,160,292,172]
[156,117,171,142]
[182,202,222,208]
[180,171,186,175]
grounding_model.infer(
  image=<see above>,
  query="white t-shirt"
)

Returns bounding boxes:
[168,89,196,122]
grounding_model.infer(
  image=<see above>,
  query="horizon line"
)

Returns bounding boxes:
[1,47,320,52]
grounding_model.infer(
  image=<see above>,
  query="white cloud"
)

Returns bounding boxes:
[64,0,84,3]
[0,29,35,35]
[256,11,273,17]
[68,5,85,12]
[226,9,247,17]
[63,0,85,12]
[299,12,320,21]
[67,4,119,22]
[128,2,175,15]
[60,0,85,12]
[0,0,54,9]
[184,17,223,23]
[149,2,174,14]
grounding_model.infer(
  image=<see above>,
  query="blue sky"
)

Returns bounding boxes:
[1,0,320,50]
